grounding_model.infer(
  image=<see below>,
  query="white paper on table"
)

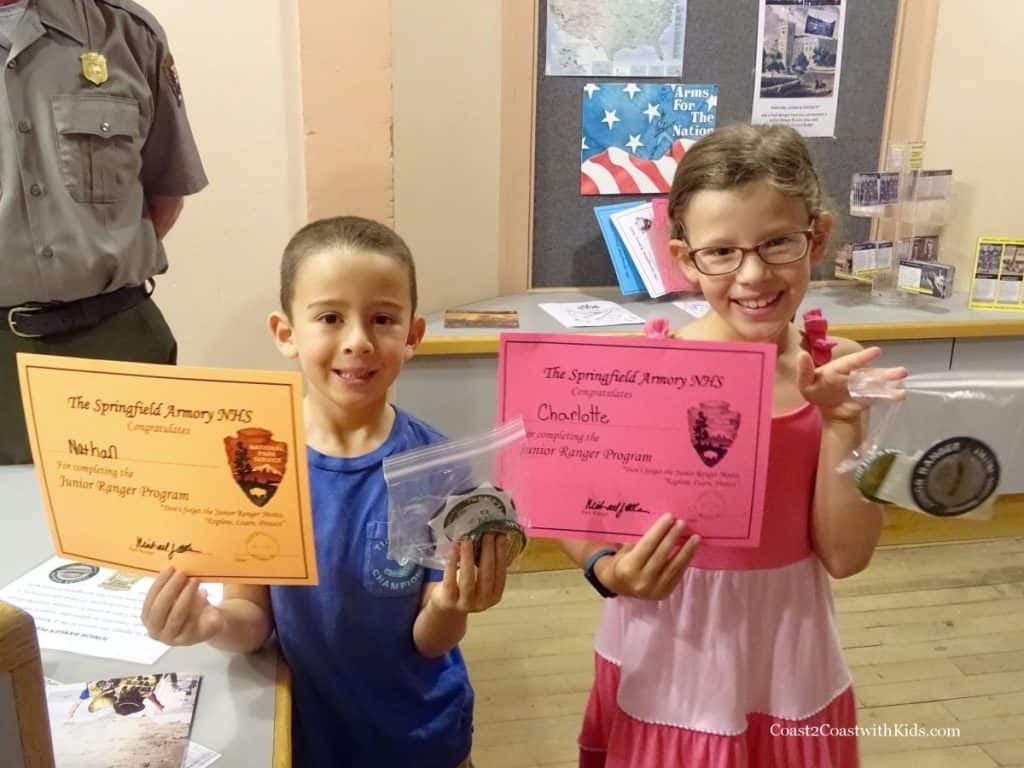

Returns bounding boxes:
[185,741,222,768]
[673,299,711,318]
[608,202,667,298]
[0,556,223,665]
[539,300,645,328]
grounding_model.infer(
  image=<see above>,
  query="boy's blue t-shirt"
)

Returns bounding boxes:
[269,408,473,768]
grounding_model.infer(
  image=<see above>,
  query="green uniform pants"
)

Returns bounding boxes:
[0,298,176,465]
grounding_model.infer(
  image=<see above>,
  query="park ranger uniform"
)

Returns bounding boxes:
[0,0,207,463]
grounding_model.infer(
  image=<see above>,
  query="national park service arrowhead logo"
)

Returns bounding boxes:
[687,400,741,468]
[224,428,287,507]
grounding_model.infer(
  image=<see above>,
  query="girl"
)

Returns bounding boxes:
[563,124,906,767]
[141,216,507,767]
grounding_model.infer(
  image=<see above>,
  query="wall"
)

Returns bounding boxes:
[922,0,1024,286]
[391,0,503,314]
[297,0,394,224]
[138,0,1024,365]
[145,0,307,370]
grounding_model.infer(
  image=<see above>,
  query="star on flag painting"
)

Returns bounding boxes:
[581,82,717,195]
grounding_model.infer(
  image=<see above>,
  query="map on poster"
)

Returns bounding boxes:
[546,0,687,77]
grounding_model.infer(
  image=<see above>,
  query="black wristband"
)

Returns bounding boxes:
[582,547,618,598]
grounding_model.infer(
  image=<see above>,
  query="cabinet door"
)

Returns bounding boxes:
[950,338,1024,371]
[865,339,953,373]
[0,674,26,768]
[397,356,500,439]
[950,338,1024,493]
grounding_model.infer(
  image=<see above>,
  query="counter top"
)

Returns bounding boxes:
[419,285,1024,355]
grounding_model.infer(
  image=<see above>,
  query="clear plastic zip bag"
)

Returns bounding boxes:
[840,370,1024,519]
[383,418,529,569]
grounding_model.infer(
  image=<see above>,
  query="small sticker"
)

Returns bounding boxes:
[224,427,288,507]
[98,571,144,591]
[49,562,100,584]
[911,437,1000,517]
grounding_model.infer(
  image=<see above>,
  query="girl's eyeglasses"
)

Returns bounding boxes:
[688,228,815,276]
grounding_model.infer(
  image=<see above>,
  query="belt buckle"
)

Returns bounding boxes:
[7,305,44,339]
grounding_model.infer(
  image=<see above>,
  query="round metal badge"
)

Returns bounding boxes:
[430,484,514,544]
[910,437,1000,517]
[429,483,527,564]
[854,449,902,504]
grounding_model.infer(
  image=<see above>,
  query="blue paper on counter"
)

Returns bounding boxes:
[594,202,646,296]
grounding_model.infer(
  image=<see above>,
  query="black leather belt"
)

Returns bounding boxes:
[3,284,151,339]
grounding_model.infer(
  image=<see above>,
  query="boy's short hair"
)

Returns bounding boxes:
[279,216,418,318]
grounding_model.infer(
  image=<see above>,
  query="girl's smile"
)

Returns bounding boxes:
[731,290,784,315]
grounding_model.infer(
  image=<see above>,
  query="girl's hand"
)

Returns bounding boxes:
[797,346,907,423]
[596,514,700,601]
[429,534,509,615]
[141,567,225,646]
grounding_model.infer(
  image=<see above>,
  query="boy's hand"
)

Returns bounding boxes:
[141,567,225,646]
[798,347,907,423]
[429,534,509,615]
[595,514,699,601]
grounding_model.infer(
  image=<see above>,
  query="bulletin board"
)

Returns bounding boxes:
[530,0,900,287]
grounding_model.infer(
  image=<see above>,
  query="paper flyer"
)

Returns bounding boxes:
[16,354,318,584]
[752,0,846,137]
[498,334,775,545]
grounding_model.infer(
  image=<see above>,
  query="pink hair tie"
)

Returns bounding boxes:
[801,308,837,366]
[644,317,671,339]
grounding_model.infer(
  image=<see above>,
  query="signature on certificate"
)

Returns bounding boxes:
[583,497,652,518]
[133,537,203,560]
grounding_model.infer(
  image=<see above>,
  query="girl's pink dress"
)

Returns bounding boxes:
[579,320,858,768]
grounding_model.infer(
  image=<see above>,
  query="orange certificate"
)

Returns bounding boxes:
[16,353,318,585]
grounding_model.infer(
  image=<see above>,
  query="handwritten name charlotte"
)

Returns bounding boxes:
[533,365,723,433]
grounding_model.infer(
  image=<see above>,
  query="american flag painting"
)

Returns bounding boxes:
[581,82,718,195]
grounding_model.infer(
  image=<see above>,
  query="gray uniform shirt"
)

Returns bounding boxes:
[0,2,28,49]
[0,0,208,305]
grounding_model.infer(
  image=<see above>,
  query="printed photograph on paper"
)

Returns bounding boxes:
[752,0,846,136]
[759,2,840,98]
[46,674,202,768]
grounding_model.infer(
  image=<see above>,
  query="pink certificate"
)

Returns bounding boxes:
[497,333,775,546]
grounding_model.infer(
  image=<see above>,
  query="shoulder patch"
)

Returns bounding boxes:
[96,0,168,41]
[161,52,184,106]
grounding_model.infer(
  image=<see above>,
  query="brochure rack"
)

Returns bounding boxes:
[837,142,955,304]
